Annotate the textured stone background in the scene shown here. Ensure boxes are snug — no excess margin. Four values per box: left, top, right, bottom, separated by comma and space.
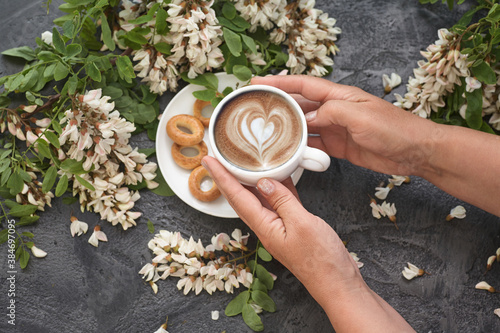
1, 1, 500, 332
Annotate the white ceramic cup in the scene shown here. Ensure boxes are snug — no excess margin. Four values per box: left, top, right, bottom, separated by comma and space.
208, 84, 331, 186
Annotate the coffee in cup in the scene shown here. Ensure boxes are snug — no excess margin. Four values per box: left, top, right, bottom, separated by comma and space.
214, 90, 302, 171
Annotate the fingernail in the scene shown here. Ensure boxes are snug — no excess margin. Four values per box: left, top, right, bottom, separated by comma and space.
201, 158, 209, 171
305, 111, 317, 122
257, 178, 275, 195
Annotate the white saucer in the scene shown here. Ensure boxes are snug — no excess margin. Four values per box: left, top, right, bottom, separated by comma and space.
155, 72, 304, 218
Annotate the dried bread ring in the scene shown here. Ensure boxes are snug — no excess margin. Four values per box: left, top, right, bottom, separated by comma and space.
171, 141, 208, 170
166, 114, 204, 146
188, 165, 221, 202
193, 99, 212, 127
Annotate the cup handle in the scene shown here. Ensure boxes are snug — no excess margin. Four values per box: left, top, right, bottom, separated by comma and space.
299, 146, 331, 172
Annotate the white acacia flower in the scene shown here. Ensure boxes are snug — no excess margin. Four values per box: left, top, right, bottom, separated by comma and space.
381, 201, 397, 222
211, 233, 230, 251
70, 216, 88, 237
475, 281, 495, 293
41, 31, 53, 45
389, 175, 410, 186
487, 255, 496, 271
382, 73, 401, 93
349, 252, 364, 269
229, 229, 250, 249
31, 244, 47, 258
465, 76, 481, 92
370, 201, 383, 219
374, 185, 392, 200
88, 226, 108, 247
149, 281, 158, 294
446, 205, 466, 221
494, 308, 500, 319
402, 262, 424, 280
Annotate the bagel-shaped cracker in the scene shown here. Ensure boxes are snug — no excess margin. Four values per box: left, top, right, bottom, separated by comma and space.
193, 99, 212, 128
188, 165, 221, 202
171, 141, 208, 170
166, 114, 204, 146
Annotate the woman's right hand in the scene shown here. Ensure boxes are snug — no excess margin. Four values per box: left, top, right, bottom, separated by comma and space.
252, 75, 438, 177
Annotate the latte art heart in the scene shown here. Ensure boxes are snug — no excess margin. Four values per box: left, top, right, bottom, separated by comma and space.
214, 91, 302, 171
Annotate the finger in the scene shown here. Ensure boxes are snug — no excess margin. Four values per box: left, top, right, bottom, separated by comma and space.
306, 99, 364, 130
201, 157, 264, 217
256, 178, 309, 225
281, 176, 300, 202
290, 94, 320, 113
251, 75, 372, 103
202, 157, 280, 236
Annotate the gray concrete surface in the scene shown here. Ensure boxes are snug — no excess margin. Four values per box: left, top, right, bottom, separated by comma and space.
1, 1, 500, 332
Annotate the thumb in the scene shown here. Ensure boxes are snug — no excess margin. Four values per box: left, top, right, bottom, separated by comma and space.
256, 178, 309, 225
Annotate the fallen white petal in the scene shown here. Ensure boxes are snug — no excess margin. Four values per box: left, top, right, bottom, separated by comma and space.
211, 310, 219, 320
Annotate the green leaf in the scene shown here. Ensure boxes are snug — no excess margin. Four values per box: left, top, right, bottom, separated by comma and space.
87, 62, 102, 82
232, 15, 251, 29
241, 34, 257, 54
465, 88, 483, 130
471, 62, 496, 85
17, 215, 40, 226
223, 27, 242, 57
480, 120, 495, 134
60, 159, 86, 174
7, 171, 24, 195
233, 65, 253, 82
62, 197, 79, 205
180, 72, 218, 90
155, 8, 168, 35
42, 166, 58, 193
134, 104, 157, 124
100, 13, 115, 51
74, 174, 95, 191
8, 204, 38, 217
21, 231, 34, 238
154, 42, 172, 55
1, 168, 12, 187
257, 247, 272, 262
251, 290, 276, 313
225, 290, 250, 316
150, 169, 174, 197
147, 219, 155, 234
0, 229, 8, 244
66, 74, 79, 95
54, 62, 70, 81
125, 30, 149, 44
62, 20, 77, 38
242, 304, 264, 331
222, 2, 237, 19
55, 174, 69, 197
116, 56, 136, 82
193, 89, 217, 101
65, 44, 82, 58
19, 249, 30, 269
44, 131, 61, 148
36, 140, 52, 160
255, 264, 274, 290
138, 148, 156, 157
251, 278, 268, 293
2, 46, 36, 61
52, 27, 66, 54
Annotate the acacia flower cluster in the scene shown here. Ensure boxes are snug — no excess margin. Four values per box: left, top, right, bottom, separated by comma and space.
393, 28, 470, 118
270, 0, 341, 76
121, 0, 224, 94
139, 228, 262, 296
58, 89, 158, 230
394, 28, 500, 131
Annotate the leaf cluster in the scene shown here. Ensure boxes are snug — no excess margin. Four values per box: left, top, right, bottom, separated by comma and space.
225, 243, 275, 332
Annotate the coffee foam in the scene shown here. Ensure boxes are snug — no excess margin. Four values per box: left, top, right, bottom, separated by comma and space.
214, 91, 302, 171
